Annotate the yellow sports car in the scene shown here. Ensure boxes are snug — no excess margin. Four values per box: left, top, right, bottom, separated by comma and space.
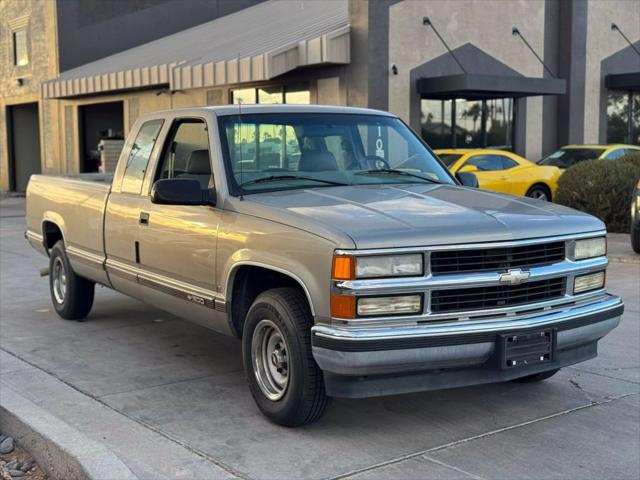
435, 149, 561, 201
538, 144, 640, 169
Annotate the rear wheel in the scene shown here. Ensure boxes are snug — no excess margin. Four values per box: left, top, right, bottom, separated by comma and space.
49, 240, 95, 320
242, 287, 329, 426
511, 368, 560, 383
526, 184, 551, 201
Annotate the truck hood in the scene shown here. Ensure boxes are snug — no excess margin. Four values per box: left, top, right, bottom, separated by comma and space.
237, 184, 605, 249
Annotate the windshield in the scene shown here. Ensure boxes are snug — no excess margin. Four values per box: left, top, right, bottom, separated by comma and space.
538, 148, 603, 168
437, 153, 463, 167
218, 113, 454, 194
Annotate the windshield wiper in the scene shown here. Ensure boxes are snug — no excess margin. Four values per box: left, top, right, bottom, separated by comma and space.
354, 169, 442, 184
239, 175, 350, 188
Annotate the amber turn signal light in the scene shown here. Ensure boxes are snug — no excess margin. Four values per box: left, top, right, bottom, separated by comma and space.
332, 255, 355, 280
331, 294, 356, 319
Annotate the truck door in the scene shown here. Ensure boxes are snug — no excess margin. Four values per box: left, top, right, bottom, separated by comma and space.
135, 117, 228, 334
104, 119, 164, 297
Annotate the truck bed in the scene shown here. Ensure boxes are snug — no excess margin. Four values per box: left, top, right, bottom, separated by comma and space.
25, 174, 112, 284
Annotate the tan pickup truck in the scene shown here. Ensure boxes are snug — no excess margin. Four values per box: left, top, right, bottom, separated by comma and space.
26, 105, 623, 426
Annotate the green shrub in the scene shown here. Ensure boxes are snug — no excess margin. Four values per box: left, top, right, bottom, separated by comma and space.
555, 153, 640, 233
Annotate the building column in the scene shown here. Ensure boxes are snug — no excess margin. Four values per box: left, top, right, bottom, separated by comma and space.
555, 0, 588, 146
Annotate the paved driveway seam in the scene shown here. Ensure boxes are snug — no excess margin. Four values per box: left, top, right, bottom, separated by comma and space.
419, 455, 486, 480
569, 365, 640, 385
333, 392, 637, 480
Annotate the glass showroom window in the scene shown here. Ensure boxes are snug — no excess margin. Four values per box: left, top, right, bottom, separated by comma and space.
420, 100, 452, 149
607, 90, 640, 145
231, 84, 310, 105
421, 97, 514, 149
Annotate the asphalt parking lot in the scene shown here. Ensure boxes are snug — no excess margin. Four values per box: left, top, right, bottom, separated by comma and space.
1, 196, 639, 480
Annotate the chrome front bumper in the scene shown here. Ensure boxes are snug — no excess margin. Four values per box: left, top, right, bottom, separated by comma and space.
312, 295, 623, 397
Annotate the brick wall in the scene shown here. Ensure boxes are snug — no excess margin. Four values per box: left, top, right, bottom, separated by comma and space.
0, 0, 59, 190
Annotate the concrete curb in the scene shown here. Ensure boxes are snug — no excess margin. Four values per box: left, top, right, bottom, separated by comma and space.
0, 384, 137, 480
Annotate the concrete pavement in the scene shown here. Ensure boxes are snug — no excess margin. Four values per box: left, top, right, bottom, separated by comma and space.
1, 197, 638, 479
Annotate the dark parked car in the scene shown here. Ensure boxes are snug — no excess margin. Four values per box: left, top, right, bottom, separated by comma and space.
632, 179, 640, 254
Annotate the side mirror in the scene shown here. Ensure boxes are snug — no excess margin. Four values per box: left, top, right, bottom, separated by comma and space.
458, 164, 478, 173
150, 179, 216, 206
456, 171, 479, 188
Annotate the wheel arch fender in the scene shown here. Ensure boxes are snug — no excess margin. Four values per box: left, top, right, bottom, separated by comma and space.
225, 260, 316, 316
41, 212, 67, 253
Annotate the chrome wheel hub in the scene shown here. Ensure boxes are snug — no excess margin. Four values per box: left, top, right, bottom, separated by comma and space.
251, 319, 289, 401
52, 257, 67, 304
530, 190, 548, 200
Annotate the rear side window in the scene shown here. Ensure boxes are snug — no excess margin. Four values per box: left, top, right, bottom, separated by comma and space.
604, 148, 628, 160
121, 120, 163, 194
539, 148, 603, 168
155, 119, 212, 189
501, 156, 519, 169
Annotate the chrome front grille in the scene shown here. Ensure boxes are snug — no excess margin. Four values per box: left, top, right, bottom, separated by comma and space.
430, 277, 566, 313
332, 232, 608, 327
430, 241, 566, 275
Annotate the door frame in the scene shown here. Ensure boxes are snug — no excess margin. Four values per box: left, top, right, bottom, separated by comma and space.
6, 101, 42, 192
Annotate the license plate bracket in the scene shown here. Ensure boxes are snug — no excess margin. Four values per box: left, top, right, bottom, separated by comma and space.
497, 328, 556, 370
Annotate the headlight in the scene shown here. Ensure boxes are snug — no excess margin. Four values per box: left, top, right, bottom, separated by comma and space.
574, 271, 605, 294
332, 253, 423, 280
573, 237, 606, 260
357, 295, 422, 316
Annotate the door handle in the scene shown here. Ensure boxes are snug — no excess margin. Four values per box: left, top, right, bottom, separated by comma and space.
139, 212, 150, 225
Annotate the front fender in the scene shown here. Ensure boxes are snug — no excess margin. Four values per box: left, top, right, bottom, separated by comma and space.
217, 211, 341, 321
224, 257, 318, 316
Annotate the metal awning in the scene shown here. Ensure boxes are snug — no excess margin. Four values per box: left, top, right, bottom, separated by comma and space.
417, 73, 566, 100
42, 0, 349, 99
605, 72, 640, 91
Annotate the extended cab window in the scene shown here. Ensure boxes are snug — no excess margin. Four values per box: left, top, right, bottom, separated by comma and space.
121, 120, 163, 194
155, 119, 212, 189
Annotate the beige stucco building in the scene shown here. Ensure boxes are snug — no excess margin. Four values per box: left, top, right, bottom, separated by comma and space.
1, 0, 639, 192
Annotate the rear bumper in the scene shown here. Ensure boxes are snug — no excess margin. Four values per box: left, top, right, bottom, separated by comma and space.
311, 295, 623, 398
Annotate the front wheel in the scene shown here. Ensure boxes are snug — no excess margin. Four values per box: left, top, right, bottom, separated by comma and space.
526, 185, 551, 201
242, 287, 329, 427
49, 240, 95, 320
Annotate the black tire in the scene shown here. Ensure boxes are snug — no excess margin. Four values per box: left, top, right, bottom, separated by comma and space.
511, 368, 560, 383
49, 240, 95, 320
526, 184, 552, 201
631, 221, 640, 254
242, 287, 329, 427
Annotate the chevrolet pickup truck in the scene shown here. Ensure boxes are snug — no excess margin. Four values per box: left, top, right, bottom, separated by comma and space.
26, 105, 623, 426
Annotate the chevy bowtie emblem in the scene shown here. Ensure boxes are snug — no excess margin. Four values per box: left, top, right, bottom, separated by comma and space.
499, 268, 531, 285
